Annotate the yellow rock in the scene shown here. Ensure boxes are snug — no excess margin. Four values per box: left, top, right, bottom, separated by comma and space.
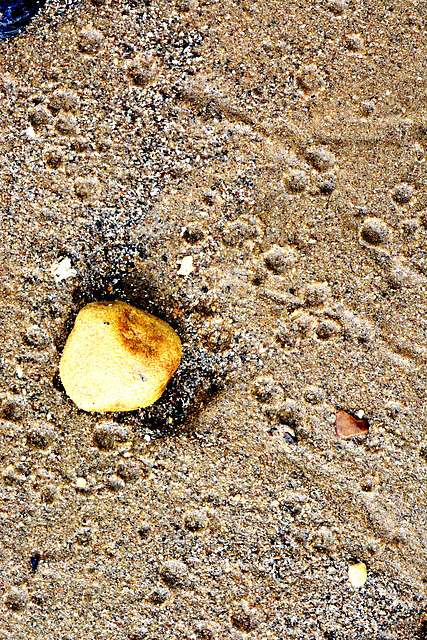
348, 562, 367, 588
59, 301, 182, 412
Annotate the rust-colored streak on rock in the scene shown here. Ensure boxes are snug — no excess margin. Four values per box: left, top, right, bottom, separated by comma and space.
335, 410, 369, 439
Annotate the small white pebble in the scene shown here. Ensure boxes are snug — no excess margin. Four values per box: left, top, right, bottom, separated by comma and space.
144, 434, 151, 442
356, 410, 365, 419
348, 562, 367, 588
177, 256, 195, 276
24, 125, 36, 140
15, 365, 23, 378
50, 257, 77, 283
76, 477, 87, 488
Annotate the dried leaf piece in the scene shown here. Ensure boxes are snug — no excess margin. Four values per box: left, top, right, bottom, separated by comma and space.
335, 410, 368, 439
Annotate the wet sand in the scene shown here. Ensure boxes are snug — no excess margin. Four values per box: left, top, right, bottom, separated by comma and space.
0, 0, 426, 638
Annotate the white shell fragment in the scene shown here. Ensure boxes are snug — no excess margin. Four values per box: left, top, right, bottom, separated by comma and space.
24, 125, 36, 140
177, 256, 195, 276
348, 562, 367, 588
50, 257, 77, 283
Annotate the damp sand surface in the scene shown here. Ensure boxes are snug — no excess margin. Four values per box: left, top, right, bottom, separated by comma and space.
0, 1, 427, 638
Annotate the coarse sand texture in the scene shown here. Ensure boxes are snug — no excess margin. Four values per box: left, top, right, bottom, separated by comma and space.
59, 301, 182, 412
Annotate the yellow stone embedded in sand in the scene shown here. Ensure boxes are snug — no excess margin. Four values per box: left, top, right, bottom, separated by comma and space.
348, 562, 367, 588
59, 301, 182, 412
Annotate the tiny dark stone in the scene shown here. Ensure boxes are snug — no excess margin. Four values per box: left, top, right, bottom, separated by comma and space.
277, 401, 301, 427
184, 227, 205, 244
283, 432, 296, 445
30, 552, 40, 573
138, 521, 151, 538
319, 177, 336, 194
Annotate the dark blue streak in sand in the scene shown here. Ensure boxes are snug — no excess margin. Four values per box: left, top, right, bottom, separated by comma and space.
0, 0, 46, 38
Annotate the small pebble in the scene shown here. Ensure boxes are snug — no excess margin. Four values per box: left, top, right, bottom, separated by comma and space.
50, 257, 76, 282
348, 562, 367, 588
282, 432, 296, 445
335, 410, 369, 439
30, 552, 40, 573
177, 256, 195, 275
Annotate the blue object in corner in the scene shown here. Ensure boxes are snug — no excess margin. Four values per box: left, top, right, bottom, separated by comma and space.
0, 0, 46, 38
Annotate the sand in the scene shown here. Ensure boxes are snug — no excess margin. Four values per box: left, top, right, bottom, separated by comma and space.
0, 0, 426, 638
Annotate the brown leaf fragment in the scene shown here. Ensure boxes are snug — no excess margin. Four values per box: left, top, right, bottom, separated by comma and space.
335, 410, 369, 439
